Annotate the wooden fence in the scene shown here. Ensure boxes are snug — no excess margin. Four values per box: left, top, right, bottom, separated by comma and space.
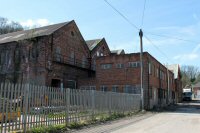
0, 83, 140, 133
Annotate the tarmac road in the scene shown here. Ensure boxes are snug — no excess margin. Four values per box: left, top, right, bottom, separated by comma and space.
111, 100, 200, 133
72, 100, 200, 133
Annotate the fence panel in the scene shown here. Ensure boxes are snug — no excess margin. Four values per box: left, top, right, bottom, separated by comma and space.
0, 83, 141, 132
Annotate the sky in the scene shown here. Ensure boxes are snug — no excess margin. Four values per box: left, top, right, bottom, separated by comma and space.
1, 0, 200, 67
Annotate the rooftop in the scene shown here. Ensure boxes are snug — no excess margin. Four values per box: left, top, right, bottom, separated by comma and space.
111, 49, 125, 55
0, 21, 71, 44
86, 39, 103, 51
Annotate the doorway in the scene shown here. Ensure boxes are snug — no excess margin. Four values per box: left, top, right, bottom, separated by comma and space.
51, 79, 61, 88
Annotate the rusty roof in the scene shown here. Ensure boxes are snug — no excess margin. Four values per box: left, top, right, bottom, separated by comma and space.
0, 21, 71, 44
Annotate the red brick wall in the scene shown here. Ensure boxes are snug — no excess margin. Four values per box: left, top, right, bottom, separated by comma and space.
45, 21, 92, 88
90, 38, 111, 70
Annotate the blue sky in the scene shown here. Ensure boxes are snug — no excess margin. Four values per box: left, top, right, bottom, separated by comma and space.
1, 0, 200, 67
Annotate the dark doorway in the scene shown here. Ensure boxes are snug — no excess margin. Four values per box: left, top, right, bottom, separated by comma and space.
51, 79, 61, 88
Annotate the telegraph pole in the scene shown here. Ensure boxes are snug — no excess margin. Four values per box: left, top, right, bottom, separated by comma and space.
139, 29, 144, 111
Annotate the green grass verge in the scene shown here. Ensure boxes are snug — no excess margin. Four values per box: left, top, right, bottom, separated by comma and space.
24, 111, 141, 133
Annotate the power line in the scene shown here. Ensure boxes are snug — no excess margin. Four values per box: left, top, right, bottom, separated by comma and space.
104, 0, 174, 64
104, 0, 140, 31
144, 35, 175, 64
141, 0, 147, 28
145, 32, 200, 44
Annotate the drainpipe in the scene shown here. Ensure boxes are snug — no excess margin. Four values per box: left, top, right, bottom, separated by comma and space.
167, 64, 170, 105
147, 60, 150, 109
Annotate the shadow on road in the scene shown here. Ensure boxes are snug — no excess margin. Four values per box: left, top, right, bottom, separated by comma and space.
162, 100, 200, 114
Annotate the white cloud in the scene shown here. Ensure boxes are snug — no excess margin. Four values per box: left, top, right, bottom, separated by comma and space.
20, 19, 52, 28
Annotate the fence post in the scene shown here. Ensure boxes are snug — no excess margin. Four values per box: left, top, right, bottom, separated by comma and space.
91, 90, 95, 119
65, 88, 70, 125
108, 92, 112, 115
23, 83, 29, 133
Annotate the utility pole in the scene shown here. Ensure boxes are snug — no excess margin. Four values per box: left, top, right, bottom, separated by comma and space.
139, 29, 144, 111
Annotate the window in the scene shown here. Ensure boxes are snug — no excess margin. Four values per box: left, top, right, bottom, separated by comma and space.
82, 56, 87, 68
71, 31, 74, 36
55, 46, 62, 62
160, 70, 165, 80
15, 49, 20, 64
80, 86, 96, 90
101, 64, 112, 69
97, 51, 100, 57
112, 85, 119, 92
90, 86, 96, 90
0, 52, 4, 65
128, 62, 140, 68
124, 85, 132, 93
70, 51, 75, 64
156, 68, 159, 78
149, 62, 152, 74
100, 86, 108, 92
30, 46, 39, 59
116, 63, 124, 69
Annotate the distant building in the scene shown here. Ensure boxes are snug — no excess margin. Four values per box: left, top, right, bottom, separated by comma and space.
166, 64, 182, 102
193, 82, 200, 99
80, 52, 175, 109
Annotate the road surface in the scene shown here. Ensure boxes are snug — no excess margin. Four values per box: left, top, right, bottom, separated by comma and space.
72, 100, 200, 133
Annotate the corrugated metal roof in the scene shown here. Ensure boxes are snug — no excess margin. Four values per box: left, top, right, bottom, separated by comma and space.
86, 39, 102, 51
0, 21, 71, 44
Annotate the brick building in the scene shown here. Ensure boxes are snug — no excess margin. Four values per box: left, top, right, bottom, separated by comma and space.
0, 21, 181, 109
0, 20, 94, 88
93, 52, 175, 109
166, 64, 182, 102
86, 38, 111, 70
193, 82, 200, 99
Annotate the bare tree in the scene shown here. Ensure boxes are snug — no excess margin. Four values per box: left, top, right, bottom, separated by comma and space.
181, 65, 200, 87
0, 17, 23, 35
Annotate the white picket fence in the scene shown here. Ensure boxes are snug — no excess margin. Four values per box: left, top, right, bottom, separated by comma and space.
0, 83, 140, 132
